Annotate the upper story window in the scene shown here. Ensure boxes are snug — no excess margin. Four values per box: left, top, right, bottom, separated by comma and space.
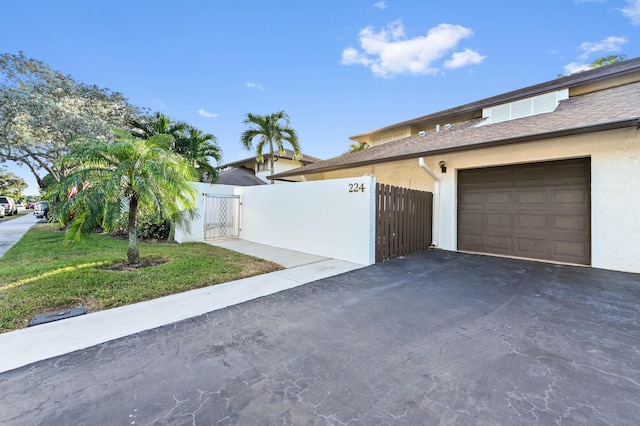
256, 161, 270, 172
480, 89, 569, 125
371, 130, 407, 146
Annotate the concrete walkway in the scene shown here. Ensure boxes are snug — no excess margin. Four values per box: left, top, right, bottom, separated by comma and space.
0, 234, 365, 373
0, 212, 41, 257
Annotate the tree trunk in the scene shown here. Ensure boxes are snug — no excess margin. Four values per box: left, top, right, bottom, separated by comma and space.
269, 141, 275, 184
127, 196, 140, 264
167, 218, 175, 242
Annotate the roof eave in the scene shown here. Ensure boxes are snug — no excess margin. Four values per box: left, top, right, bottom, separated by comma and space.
276, 118, 639, 178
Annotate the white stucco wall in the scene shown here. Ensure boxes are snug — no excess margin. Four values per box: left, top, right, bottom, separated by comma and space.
236, 176, 376, 265
428, 127, 640, 273
174, 183, 237, 243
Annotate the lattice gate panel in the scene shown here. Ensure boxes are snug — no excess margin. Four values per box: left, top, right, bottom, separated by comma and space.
204, 194, 241, 240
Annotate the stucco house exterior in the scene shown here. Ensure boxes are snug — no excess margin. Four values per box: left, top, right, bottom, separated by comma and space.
217, 149, 321, 184
274, 58, 640, 274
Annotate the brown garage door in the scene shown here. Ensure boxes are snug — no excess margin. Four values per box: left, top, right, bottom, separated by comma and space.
458, 158, 591, 265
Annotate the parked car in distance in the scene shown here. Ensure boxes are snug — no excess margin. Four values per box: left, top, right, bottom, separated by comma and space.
34, 201, 49, 219
0, 196, 18, 216
25, 202, 35, 209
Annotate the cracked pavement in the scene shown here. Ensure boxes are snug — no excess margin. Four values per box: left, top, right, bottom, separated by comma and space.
1, 250, 639, 425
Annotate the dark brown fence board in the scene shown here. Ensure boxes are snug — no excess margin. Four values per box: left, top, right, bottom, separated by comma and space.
375, 183, 433, 263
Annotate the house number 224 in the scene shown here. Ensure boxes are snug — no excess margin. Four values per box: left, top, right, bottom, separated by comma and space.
348, 183, 365, 193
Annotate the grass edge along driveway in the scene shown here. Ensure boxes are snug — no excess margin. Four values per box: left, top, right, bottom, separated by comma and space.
0, 224, 282, 333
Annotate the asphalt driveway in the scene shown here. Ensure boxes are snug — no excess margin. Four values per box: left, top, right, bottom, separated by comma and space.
1, 250, 639, 425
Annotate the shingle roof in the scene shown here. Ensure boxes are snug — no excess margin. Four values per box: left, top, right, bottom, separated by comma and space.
274, 81, 640, 179
217, 167, 266, 186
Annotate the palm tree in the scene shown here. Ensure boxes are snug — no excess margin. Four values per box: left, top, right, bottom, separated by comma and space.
174, 126, 222, 183
50, 129, 198, 264
131, 112, 222, 183
346, 142, 368, 153
130, 111, 186, 141
240, 110, 301, 184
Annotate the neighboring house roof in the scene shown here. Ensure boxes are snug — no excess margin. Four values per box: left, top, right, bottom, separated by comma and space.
218, 149, 322, 169
217, 167, 267, 186
274, 64, 640, 179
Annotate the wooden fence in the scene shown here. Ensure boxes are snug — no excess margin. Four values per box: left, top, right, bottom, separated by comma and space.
376, 183, 433, 262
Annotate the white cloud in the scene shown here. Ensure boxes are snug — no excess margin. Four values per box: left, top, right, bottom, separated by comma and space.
151, 98, 166, 110
341, 20, 483, 78
373, 1, 387, 9
563, 62, 591, 75
444, 48, 486, 69
578, 36, 627, 59
562, 35, 627, 75
197, 109, 219, 119
245, 81, 264, 91
621, 0, 640, 24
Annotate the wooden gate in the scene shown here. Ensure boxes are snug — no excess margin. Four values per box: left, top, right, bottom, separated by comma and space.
376, 183, 433, 262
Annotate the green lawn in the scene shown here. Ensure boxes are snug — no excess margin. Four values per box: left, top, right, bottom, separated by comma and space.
0, 224, 282, 332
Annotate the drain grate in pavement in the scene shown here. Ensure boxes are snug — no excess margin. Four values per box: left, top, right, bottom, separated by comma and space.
28, 307, 87, 327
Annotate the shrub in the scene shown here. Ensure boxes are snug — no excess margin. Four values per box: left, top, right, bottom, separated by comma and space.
110, 212, 171, 241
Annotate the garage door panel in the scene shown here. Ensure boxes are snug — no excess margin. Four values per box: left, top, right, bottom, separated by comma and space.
486, 213, 512, 227
458, 234, 482, 251
484, 169, 514, 186
516, 214, 547, 231
459, 212, 482, 226
553, 162, 589, 180
484, 190, 512, 206
553, 215, 588, 232
517, 190, 548, 205
552, 188, 588, 206
459, 191, 483, 208
458, 169, 484, 186
515, 165, 548, 185
484, 235, 512, 251
516, 237, 548, 257
458, 158, 591, 265
551, 241, 590, 264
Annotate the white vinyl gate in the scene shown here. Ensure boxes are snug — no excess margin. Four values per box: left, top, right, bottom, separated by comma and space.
204, 193, 241, 240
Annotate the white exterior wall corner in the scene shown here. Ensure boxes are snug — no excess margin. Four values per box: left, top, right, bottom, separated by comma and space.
174, 183, 237, 243
235, 176, 376, 265
429, 127, 640, 273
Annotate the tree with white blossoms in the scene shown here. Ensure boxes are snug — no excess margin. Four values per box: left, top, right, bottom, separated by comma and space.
0, 52, 140, 189
0, 165, 27, 199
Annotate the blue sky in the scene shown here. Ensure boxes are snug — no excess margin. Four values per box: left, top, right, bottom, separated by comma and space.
3, 0, 640, 195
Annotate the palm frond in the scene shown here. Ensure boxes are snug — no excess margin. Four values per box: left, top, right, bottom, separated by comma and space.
47, 128, 198, 263
239, 110, 303, 177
